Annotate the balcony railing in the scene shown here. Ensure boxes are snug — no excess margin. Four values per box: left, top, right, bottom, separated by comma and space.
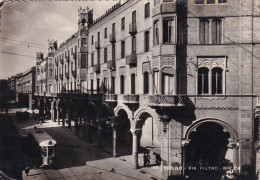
95, 41, 101, 49
59, 74, 63, 80
109, 33, 116, 43
126, 51, 137, 67
123, 95, 139, 104
65, 72, 69, 79
107, 60, 116, 70
94, 64, 100, 73
148, 95, 186, 107
105, 94, 117, 103
129, 22, 137, 35
72, 70, 76, 78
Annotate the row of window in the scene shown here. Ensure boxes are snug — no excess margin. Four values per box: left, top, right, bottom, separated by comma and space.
195, 0, 227, 4
91, 3, 150, 45
90, 32, 150, 66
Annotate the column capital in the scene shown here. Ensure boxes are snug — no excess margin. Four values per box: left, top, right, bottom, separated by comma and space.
130, 128, 142, 135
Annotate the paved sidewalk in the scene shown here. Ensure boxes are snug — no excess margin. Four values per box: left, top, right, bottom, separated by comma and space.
21, 119, 162, 180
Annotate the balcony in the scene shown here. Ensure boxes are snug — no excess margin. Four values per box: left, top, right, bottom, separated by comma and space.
126, 51, 137, 67
107, 60, 116, 70
60, 58, 64, 64
94, 64, 100, 73
65, 72, 69, 79
80, 47, 88, 53
95, 41, 101, 50
55, 75, 58, 81
123, 95, 139, 104
72, 70, 76, 78
65, 55, 70, 62
153, 2, 176, 16
148, 95, 186, 107
109, 33, 116, 43
105, 94, 117, 103
59, 74, 63, 80
129, 22, 137, 35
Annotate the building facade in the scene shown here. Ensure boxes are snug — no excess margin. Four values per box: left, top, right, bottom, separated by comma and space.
32, 0, 260, 179
15, 66, 36, 109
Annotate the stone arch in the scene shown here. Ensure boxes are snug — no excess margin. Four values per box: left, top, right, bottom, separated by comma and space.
135, 109, 154, 129
114, 106, 132, 120
184, 118, 238, 141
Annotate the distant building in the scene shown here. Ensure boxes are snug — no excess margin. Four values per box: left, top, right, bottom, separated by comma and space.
15, 67, 35, 109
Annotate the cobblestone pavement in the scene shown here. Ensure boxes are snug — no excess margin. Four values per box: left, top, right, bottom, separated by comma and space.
22, 120, 162, 180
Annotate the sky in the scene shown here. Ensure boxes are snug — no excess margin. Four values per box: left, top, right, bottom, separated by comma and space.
0, 0, 121, 79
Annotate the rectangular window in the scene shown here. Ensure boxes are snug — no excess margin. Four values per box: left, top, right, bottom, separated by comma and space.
97, 51, 100, 64
91, 79, 94, 94
111, 76, 115, 94
98, 32, 100, 43
154, 21, 159, 45
195, 0, 204, 4
218, 0, 227, 3
112, 45, 116, 61
91, 53, 94, 66
91, 35, 94, 45
199, 19, 209, 44
145, 3, 150, 19
104, 48, 107, 63
132, 36, 136, 53
212, 20, 222, 44
81, 54, 87, 68
145, 31, 150, 52
97, 78, 100, 94
104, 28, 107, 39
207, 0, 215, 4
121, 17, 125, 30
121, 41, 125, 58
81, 38, 87, 46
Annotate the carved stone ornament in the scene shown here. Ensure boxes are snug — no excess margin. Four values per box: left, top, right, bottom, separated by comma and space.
111, 71, 116, 77
142, 62, 151, 73
119, 67, 126, 76
198, 57, 226, 69
152, 57, 160, 69
161, 56, 175, 68
196, 107, 239, 110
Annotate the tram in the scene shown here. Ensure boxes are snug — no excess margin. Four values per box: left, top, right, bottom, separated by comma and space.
27, 128, 56, 167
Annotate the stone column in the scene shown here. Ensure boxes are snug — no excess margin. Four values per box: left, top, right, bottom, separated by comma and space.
209, 69, 212, 95
112, 125, 117, 157
29, 93, 33, 110
51, 101, 54, 122
131, 129, 141, 169
57, 107, 60, 124
173, 69, 177, 95
97, 123, 102, 148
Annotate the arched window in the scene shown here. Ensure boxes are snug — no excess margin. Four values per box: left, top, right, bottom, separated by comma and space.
120, 75, 125, 94
163, 18, 175, 44
131, 74, 136, 94
212, 68, 223, 94
198, 68, 209, 94
144, 72, 149, 94
154, 21, 159, 45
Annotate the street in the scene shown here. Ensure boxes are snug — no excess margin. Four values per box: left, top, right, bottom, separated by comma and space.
21, 119, 162, 180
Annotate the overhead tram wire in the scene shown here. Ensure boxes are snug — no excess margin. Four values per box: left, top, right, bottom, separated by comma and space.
0, 40, 47, 50
0, 37, 47, 47
0, 50, 36, 58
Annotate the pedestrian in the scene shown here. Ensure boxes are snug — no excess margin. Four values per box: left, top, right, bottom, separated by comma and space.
25, 166, 30, 176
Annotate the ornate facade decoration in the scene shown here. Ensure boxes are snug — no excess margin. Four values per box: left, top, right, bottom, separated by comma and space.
142, 62, 151, 73
198, 57, 226, 69
119, 66, 126, 76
